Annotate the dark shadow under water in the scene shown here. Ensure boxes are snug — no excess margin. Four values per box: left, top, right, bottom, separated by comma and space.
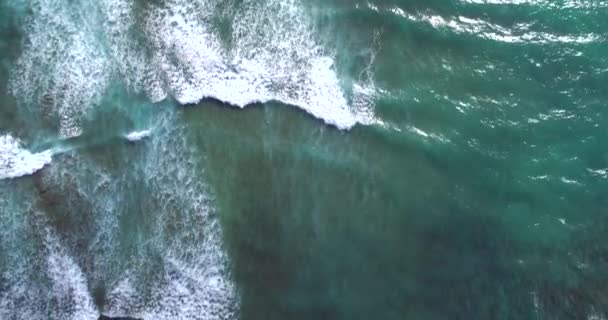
181, 100, 608, 320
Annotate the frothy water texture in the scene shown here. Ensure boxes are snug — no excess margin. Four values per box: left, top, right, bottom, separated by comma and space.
0, 134, 52, 180
2, 0, 607, 319
125, 130, 152, 142
0, 111, 239, 319
10, 0, 373, 134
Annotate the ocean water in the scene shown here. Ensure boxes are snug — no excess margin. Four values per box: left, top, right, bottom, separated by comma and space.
0, 0, 607, 319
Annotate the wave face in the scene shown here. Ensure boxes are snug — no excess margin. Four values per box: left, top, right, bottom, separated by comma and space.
0, 134, 52, 180
10, 0, 372, 134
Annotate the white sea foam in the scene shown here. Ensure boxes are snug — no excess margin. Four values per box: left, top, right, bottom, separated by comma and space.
140, 0, 362, 129
125, 129, 152, 142
4, 0, 375, 317
10, 0, 111, 138
44, 231, 99, 320
29, 111, 239, 319
0, 134, 53, 180
0, 187, 46, 320
11, 0, 375, 132
104, 256, 238, 320
0, 194, 99, 320
102, 113, 238, 319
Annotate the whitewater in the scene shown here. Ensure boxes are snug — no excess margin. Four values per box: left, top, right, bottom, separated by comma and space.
0, 134, 53, 180
2, 0, 608, 319
0, 111, 240, 319
10, 0, 377, 137
0, 0, 380, 319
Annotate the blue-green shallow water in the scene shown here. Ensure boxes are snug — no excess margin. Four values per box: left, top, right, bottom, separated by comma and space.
1, 0, 607, 319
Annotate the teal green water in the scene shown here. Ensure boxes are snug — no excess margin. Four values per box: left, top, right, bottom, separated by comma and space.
1, 1, 607, 319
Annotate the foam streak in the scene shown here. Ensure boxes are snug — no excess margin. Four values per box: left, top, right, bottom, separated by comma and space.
0, 135, 53, 180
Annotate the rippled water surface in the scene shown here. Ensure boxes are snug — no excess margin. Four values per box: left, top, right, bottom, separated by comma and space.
0, 1, 607, 319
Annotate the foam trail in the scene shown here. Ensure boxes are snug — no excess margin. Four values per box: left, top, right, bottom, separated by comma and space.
9, 0, 111, 138
44, 230, 99, 320
0, 134, 53, 180
124, 129, 152, 142
0, 128, 160, 181
0, 187, 100, 320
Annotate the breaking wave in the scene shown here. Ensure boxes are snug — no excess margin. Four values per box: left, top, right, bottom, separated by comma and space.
0, 134, 53, 180
10, 0, 376, 134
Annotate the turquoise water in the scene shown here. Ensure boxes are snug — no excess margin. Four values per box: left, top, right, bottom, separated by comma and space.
1, 1, 607, 319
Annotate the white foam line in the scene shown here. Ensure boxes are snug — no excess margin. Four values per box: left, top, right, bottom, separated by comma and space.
10, 0, 112, 138
0, 134, 53, 180
142, 0, 365, 130
102, 113, 239, 319
11, 0, 380, 132
124, 129, 153, 142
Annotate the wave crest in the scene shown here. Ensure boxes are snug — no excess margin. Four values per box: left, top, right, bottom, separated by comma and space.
11, 0, 374, 132
0, 134, 53, 180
